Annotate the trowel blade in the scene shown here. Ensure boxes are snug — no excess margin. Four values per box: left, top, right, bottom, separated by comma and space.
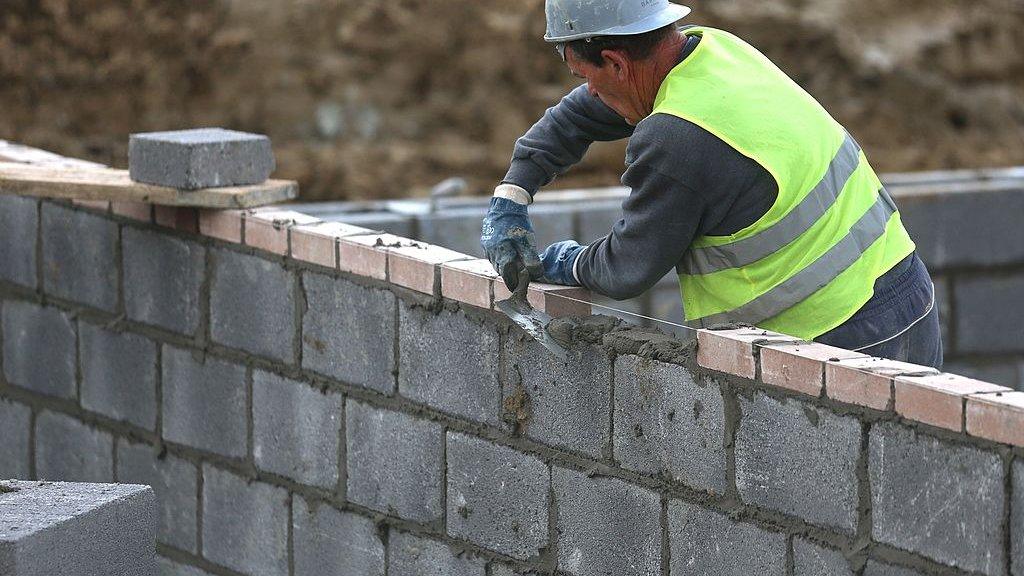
496, 295, 568, 359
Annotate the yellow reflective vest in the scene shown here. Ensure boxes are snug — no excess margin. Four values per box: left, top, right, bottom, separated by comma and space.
652, 27, 915, 339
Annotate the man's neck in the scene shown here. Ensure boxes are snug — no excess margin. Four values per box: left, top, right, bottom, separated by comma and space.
633, 31, 689, 117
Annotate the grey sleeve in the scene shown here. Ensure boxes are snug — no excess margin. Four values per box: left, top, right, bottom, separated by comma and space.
575, 114, 777, 300
502, 84, 635, 196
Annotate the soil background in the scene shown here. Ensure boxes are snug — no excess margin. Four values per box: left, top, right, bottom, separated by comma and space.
2, 0, 1023, 201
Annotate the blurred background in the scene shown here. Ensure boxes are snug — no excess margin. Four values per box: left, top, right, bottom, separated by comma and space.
2, 0, 1023, 201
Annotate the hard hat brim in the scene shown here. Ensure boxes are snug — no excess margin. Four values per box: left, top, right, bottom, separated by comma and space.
544, 3, 692, 43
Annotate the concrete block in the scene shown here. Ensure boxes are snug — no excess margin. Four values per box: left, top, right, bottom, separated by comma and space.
613, 357, 727, 493
955, 273, 1024, 354
202, 465, 289, 576
129, 128, 274, 189
869, 421, 1004, 575
553, 467, 660, 576
445, 432, 548, 560
116, 440, 198, 553
527, 202, 576, 248
345, 400, 444, 523
943, 360, 1019, 390
418, 206, 488, 258
123, 227, 205, 335
1013, 460, 1024, 576
387, 530, 486, 576
0, 195, 38, 288
576, 200, 623, 244
2, 300, 76, 399
161, 345, 247, 458
34, 411, 113, 482
862, 560, 927, 576
302, 272, 396, 393
325, 211, 415, 238
253, 370, 341, 488
735, 392, 861, 533
0, 480, 156, 576
293, 496, 385, 576
41, 202, 118, 311
399, 304, 500, 425
502, 340, 611, 458
210, 249, 296, 362
157, 557, 216, 576
80, 323, 158, 430
793, 538, 853, 576
668, 500, 786, 575
0, 399, 31, 479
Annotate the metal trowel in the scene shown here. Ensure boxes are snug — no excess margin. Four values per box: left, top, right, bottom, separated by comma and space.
496, 266, 569, 359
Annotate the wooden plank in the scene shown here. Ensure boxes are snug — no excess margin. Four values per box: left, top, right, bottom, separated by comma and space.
0, 162, 298, 208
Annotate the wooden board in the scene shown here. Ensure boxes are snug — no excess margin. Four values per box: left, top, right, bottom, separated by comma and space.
0, 162, 298, 208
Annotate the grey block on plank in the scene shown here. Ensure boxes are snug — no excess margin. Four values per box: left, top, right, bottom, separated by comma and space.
735, 392, 861, 533
302, 272, 396, 394
668, 500, 786, 575
0, 399, 31, 479
253, 371, 341, 488
345, 400, 444, 523
129, 128, 274, 189
955, 273, 1024, 354
116, 440, 198, 553
613, 357, 727, 494
793, 538, 853, 576
869, 421, 1004, 575
0, 480, 156, 576
399, 304, 501, 425
80, 323, 158, 430
553, 467, 661, 576
123, 227, 205, 335
387, 531, 486, 576
41, 202, 118, 311
34, 410, 113, 482
293, 496, 385, 576
161, 345, 247, 458
0, 195, 38, 288
201, 465, 289, 576
2, 300, 76, 400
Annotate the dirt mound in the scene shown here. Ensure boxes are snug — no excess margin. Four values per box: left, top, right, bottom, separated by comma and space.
1, 0, 1022, 200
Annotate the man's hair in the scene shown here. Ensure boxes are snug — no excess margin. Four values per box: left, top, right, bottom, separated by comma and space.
566, 25, 675, 67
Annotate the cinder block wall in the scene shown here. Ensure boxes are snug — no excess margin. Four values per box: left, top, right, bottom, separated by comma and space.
2, 190, 1024, 576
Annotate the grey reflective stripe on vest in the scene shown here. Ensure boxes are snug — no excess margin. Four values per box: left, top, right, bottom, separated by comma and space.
682, 133, 862, 275
699, 190, 896, 327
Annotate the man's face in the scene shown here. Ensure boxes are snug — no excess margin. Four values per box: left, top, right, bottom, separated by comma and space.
566, 49, 641, 125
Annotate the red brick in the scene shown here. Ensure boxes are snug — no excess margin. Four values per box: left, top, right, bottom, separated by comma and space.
696, 328, 800, 380
337, 233, 400, 281
386, 242, 472, 295
71, 199, 110, 212
895, 373, 1009, 431
440, 258, 498, 309
825, 357, 937, 411
291, 222, 372, 269
760, 342, 865, 397
244, 209, 319, 255
154, 206, 199, 233
966, 391, 1024, 447
199, 209, 246, 243
111, 201, 153, 222
525, 283, 591, 318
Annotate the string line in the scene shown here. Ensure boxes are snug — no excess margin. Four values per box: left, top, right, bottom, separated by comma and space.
538, 290, 701, 333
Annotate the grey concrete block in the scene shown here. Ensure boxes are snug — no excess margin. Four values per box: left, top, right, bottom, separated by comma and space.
418, 206, 488, 257
793, 538, 853, 576
41, 202, 118, 311
0, 399, 31, 479
735, 392, 861, 533
2, 300, 76, 399
400, 305, 500, 425
161, 345, 247, 458
157, 557, 216, 576
943, 360, 1019, 389
34, 411, 113, 482
202, 465, 289, 576
668, 500, 786, 576
253, 370, 341, 488
129, 128, 274, 189
302, 272, 395, 393
576, 200, 623, 244
123, 227, 205, 335
445, 432, 548, 560
870, 421, 1004, 575
293, 496, 385, 576
323, 211, 415, 238
955, 273, 1024, 354
613, 357, 727, 493
553, 467, 660, 576
1010, 460, 1023, 576
345, 400, 444, 523
502, 340, 611, 458
116, 440, 198, 553
862, 560, 927, 576
210, 249, 295, 362
387, 531, 486, 576
80, 323, 157, 430
0, 480, 156, 576
528, 203, 576, 249
0, 195, 38, 288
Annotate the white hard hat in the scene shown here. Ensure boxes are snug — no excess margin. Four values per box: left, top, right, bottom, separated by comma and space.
544, 0, 691, 43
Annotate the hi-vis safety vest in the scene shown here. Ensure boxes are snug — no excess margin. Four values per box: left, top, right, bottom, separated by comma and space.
653, 27, 915, 340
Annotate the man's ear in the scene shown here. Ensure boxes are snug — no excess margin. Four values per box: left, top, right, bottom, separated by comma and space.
601, 49, 629, 78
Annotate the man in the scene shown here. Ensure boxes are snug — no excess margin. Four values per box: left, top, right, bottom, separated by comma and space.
480, 0, 942, 367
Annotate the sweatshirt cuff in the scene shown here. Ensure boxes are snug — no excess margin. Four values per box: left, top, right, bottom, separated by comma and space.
571, 245, 588, 285
493, 184, 532, 205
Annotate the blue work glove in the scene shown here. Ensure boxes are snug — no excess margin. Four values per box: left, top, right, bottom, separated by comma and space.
481, 193, 542, 291
540, 241, 585, 286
